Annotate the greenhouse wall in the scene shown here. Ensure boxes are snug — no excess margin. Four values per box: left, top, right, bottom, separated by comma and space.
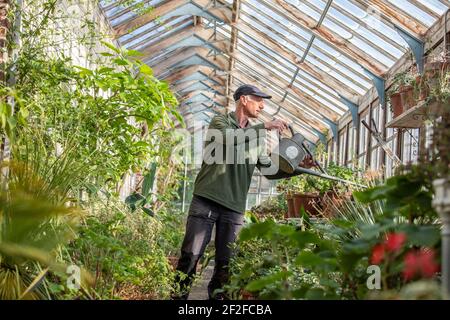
328, 14, 450, 177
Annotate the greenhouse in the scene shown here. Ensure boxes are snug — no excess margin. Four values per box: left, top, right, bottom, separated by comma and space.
0, 0, 450, 304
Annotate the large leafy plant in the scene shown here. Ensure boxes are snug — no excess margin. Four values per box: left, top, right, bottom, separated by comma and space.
0, 161, 93, 299
228, 166, 441, 300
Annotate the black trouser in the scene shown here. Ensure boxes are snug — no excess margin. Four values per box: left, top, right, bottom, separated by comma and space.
173, 195, 244, 299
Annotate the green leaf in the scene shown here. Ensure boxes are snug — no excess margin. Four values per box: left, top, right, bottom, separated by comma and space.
98, 67, 115, 74
126, 49, 144, 57
295, 251, 324, 267
139, 64, 153, 76
113, 58, 130, 66
401, 225, 441, 247
305, 288, 338, 300
342, 239, 372, 254
239, 220, 276, 242
290, 231, 320, 248
141, 207, 154, 216
291, 286, 310, 299
339, 252, 366, 273
245, 270, 292, 292
101, 41, 121, 54
142, 162, 157, 197
99, 52, 114, 57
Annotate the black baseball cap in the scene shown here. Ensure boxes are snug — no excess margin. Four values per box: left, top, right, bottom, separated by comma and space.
233, 84, 272, 101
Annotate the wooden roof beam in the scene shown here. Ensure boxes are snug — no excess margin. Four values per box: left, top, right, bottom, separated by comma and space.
353, 0, 430, 37
114, 0, 232, 38
162, 65, 227, 86
229, 20, 361, 104
226, 0, 241, 109
151, 47, 229, 76
114, 0, 190, 38
263, 0, 388, 76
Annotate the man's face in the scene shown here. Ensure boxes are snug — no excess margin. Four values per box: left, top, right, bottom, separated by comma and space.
241, 95, 264, 118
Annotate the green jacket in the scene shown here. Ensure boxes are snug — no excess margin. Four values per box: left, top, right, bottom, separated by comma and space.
193, 111, 271, 213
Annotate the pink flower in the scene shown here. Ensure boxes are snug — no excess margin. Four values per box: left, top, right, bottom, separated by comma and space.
385, 232, 407, 253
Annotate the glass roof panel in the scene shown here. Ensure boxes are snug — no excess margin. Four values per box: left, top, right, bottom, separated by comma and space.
418, 0, 450, 15
386, 0, 438, 26
100, 0, 450, 137
123, 16, 190, 49
132, 20, 193, 51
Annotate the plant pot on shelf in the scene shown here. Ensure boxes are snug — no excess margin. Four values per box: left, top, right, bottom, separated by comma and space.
390, 92, 403, 118
285, 194, 294, 218
292, 193, 320, 217
425, 61, 450, 89
400, 85, 415, 112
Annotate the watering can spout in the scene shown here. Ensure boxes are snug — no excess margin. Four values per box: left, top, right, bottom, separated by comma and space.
263, 124, 367, 188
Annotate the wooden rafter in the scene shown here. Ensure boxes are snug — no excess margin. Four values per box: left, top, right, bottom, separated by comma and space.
300, 0, 398, 62
150, 46, 228, 76
173, 80, 226, 96
351, 0, 429, 37
237, 1, 371, 91
114, 0, 231, 38
225, 0, 240, 109
179, 91, 228, 107
138, 24, 199, 57
114, 0, 189, 38
330, 1, 408, 52
162, 65, 227, 86
260, 0, 388, 76
124, 16, 191, 47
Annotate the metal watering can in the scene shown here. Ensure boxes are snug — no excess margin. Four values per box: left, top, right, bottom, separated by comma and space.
264, 125, 366, 188
270, 125, 308, 174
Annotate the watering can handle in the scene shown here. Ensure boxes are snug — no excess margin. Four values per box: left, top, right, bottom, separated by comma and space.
288, 124, 296, 137
287, 124, 328, 175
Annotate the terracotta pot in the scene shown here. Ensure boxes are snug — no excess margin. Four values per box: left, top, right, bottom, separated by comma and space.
400, 85, 415, 111
292, 193, 320, 217
425, 61, 450, 89
390, 92, 403, 117
286, 195, 294, 218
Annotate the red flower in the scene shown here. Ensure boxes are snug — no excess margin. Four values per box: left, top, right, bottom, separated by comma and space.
403, 248, 440, 281
403, 251, 418, 281
384, 232, 407, 253
418, 249, 439, 277
371, 244, 385, 264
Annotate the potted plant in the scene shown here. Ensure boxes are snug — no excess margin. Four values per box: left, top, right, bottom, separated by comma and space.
425, 51, 450, 90
388, 72, 408, 117
277, 175, 319, 218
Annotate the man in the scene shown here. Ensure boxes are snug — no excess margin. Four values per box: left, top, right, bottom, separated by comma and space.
172, 84, 314, 300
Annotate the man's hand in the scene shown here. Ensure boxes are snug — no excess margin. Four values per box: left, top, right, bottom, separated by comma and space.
264, 119, 288, 133
299, 155, 316, 169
